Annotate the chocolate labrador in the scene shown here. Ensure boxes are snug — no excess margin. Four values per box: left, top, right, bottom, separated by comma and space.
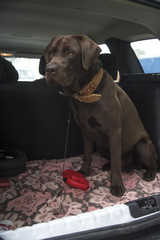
44, 35, 158, 196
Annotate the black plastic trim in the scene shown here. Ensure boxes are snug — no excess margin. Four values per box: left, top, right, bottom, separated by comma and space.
129, 0, 160, 10
126, 194, 160, 218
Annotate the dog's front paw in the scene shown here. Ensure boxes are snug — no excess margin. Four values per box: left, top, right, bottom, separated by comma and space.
143, 169, 156, 182
110, 184, 125, 197
79, 166, 90, 177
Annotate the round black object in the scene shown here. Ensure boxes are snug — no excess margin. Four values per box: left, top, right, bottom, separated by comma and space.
0, 147, 27, 177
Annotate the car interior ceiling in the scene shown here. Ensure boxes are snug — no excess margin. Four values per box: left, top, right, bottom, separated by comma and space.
0, 0, 159, 55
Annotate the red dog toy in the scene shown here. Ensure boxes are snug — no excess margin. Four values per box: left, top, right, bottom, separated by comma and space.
63, 170, 89, 190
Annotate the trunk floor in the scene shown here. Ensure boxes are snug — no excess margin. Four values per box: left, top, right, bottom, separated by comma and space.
0, 153, 160, 229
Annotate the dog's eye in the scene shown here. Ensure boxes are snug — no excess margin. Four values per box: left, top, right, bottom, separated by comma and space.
65, 49, 73, 56
49, 52, 53, 59
49, 48, 56, 58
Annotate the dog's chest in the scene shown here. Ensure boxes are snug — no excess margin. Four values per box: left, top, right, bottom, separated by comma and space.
71, 101, 108, 147
71, 102, 99, 127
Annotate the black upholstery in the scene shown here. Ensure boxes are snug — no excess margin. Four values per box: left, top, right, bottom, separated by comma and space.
98, 53, 118, 80
0, 82, 83, 160
39, 55, 46, 76
120, 73, 160, 163
0, 55, 19, 83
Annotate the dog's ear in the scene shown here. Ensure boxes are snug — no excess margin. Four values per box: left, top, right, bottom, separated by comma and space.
43, 37, 58, 86
43, 42, 51, 63
44, 36, 62, 63
77, 35, 102, 70
43, 37, 56, 63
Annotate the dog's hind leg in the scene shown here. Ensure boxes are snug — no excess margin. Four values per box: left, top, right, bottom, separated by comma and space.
135, 138, 158, 181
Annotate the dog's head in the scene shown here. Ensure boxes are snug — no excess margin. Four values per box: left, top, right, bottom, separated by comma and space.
44, 35, 101, 86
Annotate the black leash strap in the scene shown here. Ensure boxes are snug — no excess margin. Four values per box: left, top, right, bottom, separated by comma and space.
54, 107, 71, 200
63, 107, 71, 172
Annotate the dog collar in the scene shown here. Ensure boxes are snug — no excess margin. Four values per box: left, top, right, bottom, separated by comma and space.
72, 68, 103, 103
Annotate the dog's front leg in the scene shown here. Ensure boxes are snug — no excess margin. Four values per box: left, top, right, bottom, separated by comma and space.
79, 130, 94, 176
108, 129, 125, 197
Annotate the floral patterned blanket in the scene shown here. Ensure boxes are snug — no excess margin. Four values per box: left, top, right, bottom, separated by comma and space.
0, 153, 160, 229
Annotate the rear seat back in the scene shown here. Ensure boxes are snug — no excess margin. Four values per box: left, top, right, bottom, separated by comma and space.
0, 82, 83, 160
120, 73, 160, 162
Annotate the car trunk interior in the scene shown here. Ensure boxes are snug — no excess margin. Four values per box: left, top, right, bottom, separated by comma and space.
1, 37, 160, 238
1, 0, 160, 239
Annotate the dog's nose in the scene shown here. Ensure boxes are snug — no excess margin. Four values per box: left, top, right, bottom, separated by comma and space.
45, 64, 57, 74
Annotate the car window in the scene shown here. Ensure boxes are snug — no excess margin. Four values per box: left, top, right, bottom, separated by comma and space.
4, 57, 42, 81
99, 44, 110, 54
131, 39, 160, 73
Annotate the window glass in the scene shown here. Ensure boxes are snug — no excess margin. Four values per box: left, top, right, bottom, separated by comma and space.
99, 44, 110, 54
131, 39, 160, 73
5, 57, 42, 81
